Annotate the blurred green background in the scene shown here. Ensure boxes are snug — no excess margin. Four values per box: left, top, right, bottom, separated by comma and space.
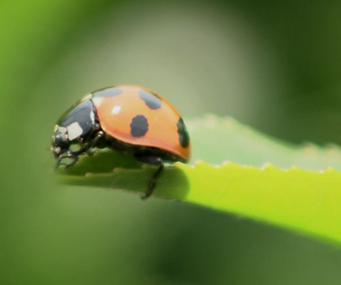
2, 0, 341, 284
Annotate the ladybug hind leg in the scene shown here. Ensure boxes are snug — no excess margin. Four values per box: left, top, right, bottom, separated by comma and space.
134, 154, 164, 199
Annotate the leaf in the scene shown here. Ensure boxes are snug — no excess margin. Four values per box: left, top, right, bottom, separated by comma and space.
59, 115, 341, 245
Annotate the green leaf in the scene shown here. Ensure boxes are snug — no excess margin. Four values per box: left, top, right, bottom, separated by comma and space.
59, 115, 341, 245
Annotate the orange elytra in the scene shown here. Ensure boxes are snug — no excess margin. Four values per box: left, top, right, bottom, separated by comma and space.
92, 85, 190, 161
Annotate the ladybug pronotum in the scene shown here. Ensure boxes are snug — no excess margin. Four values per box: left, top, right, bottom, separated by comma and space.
51, 85, 191, 198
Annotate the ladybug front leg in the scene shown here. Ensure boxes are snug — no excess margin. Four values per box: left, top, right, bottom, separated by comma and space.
55, 152, 78, 169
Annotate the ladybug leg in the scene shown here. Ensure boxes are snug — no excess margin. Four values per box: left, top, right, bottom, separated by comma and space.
85, 131, 105, 156
143, 163, 164, 199
135, 155, 164, 199
55, 152, 78, 169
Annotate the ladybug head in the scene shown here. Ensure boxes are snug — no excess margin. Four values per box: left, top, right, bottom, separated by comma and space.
51, 98, 99, 167
51, 123, 88, 167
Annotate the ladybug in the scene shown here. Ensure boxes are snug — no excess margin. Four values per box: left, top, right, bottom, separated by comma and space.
51, 85, 191, 198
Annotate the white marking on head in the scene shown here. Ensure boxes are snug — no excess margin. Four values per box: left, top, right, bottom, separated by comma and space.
111, 105, 122, 115
54, 125, 66, 135
57, 126, 67, 135
67, 122, 83, 140
92, 97, 103, 107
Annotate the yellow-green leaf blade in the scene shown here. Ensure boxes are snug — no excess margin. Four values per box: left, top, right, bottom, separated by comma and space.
180, 163, 341, 244
59, 115, 341, 245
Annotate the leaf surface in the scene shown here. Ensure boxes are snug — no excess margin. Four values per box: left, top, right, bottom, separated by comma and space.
60, 115, 341, 244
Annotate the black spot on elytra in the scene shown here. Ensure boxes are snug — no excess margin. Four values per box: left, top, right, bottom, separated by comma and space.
94, 87, 122, 97
139, 90, 162, 110
177, 118, 190, 148
130, 115, 149, 137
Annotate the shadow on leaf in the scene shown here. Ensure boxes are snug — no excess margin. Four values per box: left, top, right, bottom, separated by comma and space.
58, 148, 190, 200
